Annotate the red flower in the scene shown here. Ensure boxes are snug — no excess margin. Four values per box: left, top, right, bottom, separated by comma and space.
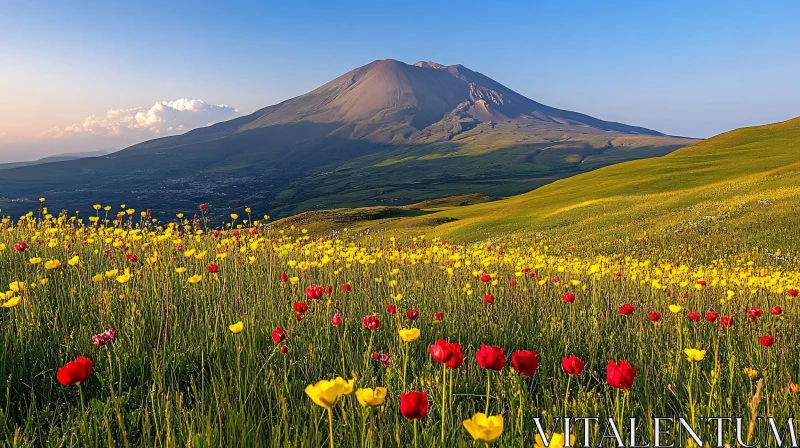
126, 253, 138, 263
305, 286, 323, 300
199, 204, 207, 211
363, 315, 380, 331
280, 272, 288, 283
325, 285, 333, 295
562, 292, 575, 303
13, 241, 28, 253
510, 279, 517, 287
619, 303, 634, 315
331, 313, 342, 326
476, 344, 506, 371
341, 283, 352, 292
400, 392, 428, 420
606, 360, 636, 390
483, 294, 495, 304
720, 316, 734, 327
770, 306, 782, 315
429, 340, 455, 363
57, 356, 93, 386
433, 312, 444, 322
293, 302, 308, 313
696, 280, 707, 286
479, 274, 491, 283
511, 350, 539, 376
295, 312, 302, 322
789, 289, 799, 297
760, 335, 775, 347
748, 307, 763, 322
207, 263, 219, 274
280, 345, 288, 354
272, 326, 286, 343
687, 312, 701, 322
562, 355, 585, 376
705, 312, 719, 322
445, 343, 464, 369
648, 312, 661, 322
406, 309, 419, 321
386, 304, 397, 315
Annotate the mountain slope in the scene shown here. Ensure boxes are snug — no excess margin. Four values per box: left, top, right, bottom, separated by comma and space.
0, 59, 694, 218
347, 117, 800, 247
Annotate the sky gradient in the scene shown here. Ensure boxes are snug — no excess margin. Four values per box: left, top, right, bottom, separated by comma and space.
1, 0, 798, 162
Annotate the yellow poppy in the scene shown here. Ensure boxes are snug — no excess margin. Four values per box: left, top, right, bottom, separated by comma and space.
44, 259, 61, 270
463, 413, 504, 444
2, 296, 21, 308
188, 274, 203, 284
229, 321, 243, 333
668, 305, 683, 313
684, 348, 706, 362
68, 256, 80, 267
398, 327, 420, 343
29, 257, 42, 265
356, 387, 387, 407
304, 377, 355, 409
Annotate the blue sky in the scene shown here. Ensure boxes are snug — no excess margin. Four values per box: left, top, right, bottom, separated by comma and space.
1, 0, 798, 161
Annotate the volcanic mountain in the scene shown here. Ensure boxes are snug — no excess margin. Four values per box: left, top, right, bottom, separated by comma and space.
0, 59, 695, 218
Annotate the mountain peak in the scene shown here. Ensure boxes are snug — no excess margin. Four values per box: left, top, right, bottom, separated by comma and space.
414, 61, 448, 69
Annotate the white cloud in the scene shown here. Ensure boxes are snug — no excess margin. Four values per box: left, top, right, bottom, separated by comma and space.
43, 99, 239, 139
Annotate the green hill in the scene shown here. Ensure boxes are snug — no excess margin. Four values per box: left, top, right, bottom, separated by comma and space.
320, 117, 800, 248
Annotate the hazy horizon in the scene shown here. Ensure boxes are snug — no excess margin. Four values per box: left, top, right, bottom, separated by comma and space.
1, 1, 799, 163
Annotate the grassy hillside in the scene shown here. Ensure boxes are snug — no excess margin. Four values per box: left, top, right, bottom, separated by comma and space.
318, 117, 800, 249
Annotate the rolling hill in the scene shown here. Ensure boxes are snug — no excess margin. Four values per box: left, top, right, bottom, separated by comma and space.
0, 59, 694, 218
316, 117, 800, 249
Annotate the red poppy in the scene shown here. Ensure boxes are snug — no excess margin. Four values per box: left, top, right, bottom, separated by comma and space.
57, 356, 93, 386
483, 294, 495, 304
687, 312, 701, 322
510, 279, 517, 287
293, 302, 308, 313
562, 355, 585, 376
400, 392, 429, 420
386, 304, 397, 315
562, 292, 575, 303
199, 204, 207, 211
341, 283, 352, 292
606, 360, 636, 390
429, 340, 455, 363
770, 306, 782, 315
705, 312, 719, 322
280, 345, 288, 354
789, 289, 799, 297
696, 280, 707, 286
433, 312, 444, 322
445, 343, 464, 369
331, 313, 342, 326
295, 312, 302, 322
760, 335, 775, 347
272, 326, 286, 343
207, 263, 219, 274
748, 307, 763, 322
479, 274, 491, 283
280, 272, 288, 282
511, 350, 539, 376
13, 241, 28, 253
325, 285, 333, 295
619, 304, 634, 315
126, 253, 138, 263
362, 315, 380, 331
406, 309, 419, 321
476, 344, 506, 371
648, 312, 661, 322
305, 286, 323, 300
720, 316, 734, 327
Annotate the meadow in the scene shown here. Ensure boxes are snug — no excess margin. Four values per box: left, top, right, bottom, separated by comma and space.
2, 203, 800, 447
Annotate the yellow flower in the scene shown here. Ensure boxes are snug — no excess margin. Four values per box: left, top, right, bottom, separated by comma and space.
2, 296, 21, 308
39, 278, 48, 286
355, 387, 387, 407
68, 256, 80, 267
38, 197, 45, 202
116, 273, 131, 283
463, 413, 504, 444
92, 273, 103, 282
668, 304, 683, 313
93, 204, 102, 210
9, 281, 25, 292
230, 213, 239, 220
744, 367, 759, 378
44, 259, 61, 270
176, 213, 184, 219
535, 433, 575, 448
188, 274, 203, 284
398, 327, 420, 343
29, 257, 42, 265
229, 321, 243, 333
684, 348, 706, 362
105, 269, 118, 278
304, 377, 355, 409
175, 267, 187, 274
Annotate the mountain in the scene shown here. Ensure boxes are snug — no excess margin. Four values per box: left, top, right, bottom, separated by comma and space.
0, 59, 695, 218
0, 149, 115, 170
337, 117, 800, 248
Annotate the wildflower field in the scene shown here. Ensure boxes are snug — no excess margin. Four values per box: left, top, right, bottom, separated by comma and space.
2, 203, 800, 447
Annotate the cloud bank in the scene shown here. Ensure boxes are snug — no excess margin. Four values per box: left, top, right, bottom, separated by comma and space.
44, 99, 239, 139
